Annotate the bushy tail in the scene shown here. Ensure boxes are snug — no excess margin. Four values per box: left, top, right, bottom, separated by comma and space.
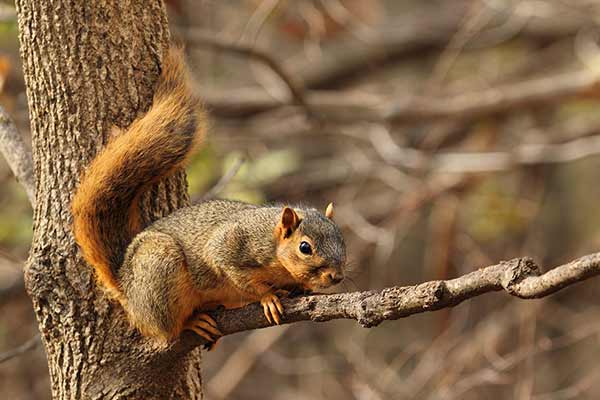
72, 47, 206, 298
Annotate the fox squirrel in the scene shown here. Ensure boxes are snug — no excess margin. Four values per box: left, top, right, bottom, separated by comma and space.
71, 47, 346, 346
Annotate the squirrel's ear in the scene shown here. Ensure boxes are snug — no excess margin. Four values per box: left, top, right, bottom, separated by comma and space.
280, 206, 300, 238
325, 202, 334, 219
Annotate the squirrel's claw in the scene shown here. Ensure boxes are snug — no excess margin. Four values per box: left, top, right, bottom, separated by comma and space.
185, 313, 222, 350
261, 293, 284, 325
198, 313, 218, 329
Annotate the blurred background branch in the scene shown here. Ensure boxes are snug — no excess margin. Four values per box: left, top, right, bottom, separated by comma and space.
0, 335, 39, 364
0, 106, 34, 207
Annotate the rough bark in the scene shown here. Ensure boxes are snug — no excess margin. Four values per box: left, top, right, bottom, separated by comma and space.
15, 1, 203, 398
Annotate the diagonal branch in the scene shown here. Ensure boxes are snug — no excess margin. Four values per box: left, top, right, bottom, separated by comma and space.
367, 125, 600, 172
185, 30, 309, 111
177, 251, 600, 350
0, 334, 40, 363
199, 156, 245, 202
0, 106, 35, 207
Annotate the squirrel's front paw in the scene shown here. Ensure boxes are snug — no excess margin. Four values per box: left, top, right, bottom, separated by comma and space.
261, 293, 284, 325
185, 313, 222, 350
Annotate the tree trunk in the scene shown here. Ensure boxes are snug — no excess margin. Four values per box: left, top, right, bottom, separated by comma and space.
15, 1, 204, 398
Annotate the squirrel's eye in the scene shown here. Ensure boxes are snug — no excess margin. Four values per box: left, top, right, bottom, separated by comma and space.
299, 241, 312, 255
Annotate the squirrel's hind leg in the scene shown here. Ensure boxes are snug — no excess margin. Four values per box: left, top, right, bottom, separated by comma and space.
119, 231, 199, 342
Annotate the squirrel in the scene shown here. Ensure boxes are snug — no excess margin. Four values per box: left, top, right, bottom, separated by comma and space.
71, 47, 346, 346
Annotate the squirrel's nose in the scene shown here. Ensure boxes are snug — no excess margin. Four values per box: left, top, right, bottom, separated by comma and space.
327, 271, 344, 285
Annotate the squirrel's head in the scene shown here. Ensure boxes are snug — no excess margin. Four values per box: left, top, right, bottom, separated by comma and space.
275, 203, 346, 290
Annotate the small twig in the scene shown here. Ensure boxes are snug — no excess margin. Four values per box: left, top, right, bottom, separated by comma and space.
424, 1, 493, 92
241, 0, 281, 42
199, 156, 245, 202
0, 335, 40, 364
0, 106, 35, 207
185, 30, 310, 112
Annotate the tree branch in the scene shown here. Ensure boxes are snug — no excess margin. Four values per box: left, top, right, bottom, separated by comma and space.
384, 70, 600, 123
203, 69, 600, 123
185, 29, 309, 111
0, 335, 40, 364
177, 251, 600, 350
7, 238, 597, 368
290, 6, 588, 90
367, 125, 600, 172
199, 156, 245, 202
0, 106, 35, 207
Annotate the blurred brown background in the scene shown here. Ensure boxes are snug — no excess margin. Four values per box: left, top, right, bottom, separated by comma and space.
2, 0, 600, 399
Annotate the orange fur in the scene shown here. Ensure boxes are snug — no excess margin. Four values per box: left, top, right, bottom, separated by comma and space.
71, 46, 206, 299
170, 261, 204, 338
